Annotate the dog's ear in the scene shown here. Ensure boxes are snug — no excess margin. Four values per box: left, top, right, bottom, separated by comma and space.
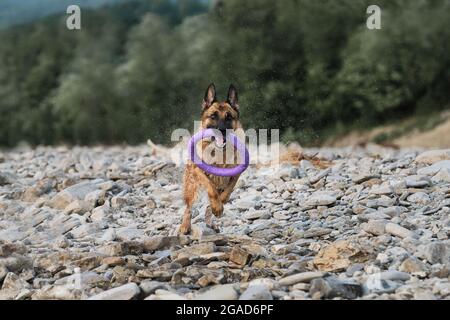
202, 83, 217, 110
227, 84, 239, 111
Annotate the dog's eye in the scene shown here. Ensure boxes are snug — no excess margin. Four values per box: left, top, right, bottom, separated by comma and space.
210, 113, 218, 120
226, 113, 232, 121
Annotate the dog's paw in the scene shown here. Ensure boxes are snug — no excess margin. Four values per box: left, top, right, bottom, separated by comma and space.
211, 201, 224, 217
178, 223, 191, 235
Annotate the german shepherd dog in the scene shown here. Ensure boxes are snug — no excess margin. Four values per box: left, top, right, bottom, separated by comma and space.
179, 83, 242, 234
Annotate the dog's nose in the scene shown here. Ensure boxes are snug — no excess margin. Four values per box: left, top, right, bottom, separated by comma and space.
218, 121, 227, 136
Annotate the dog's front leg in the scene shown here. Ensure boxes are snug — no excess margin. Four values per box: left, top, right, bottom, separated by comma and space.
193, 166, 223, 217
219, 175, 240, 203
180, 166, 198, 235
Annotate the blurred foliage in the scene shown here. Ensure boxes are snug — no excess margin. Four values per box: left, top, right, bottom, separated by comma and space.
0, 0, 449, 146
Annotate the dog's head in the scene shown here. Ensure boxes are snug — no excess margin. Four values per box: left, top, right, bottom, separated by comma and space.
200, 83, 241, 146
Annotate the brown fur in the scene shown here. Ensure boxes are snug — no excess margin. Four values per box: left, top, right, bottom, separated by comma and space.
179, 84, 242, 234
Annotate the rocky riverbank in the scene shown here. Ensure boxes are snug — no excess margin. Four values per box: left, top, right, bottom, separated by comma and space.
1, 145, 450, 300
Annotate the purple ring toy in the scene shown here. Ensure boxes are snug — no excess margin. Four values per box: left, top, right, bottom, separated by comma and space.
188, 129, 250, 177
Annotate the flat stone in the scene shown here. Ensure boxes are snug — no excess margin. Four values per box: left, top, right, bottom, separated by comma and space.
194, 284, 239, 300
229, 246, 251, 266
407, 192, 430, 205
32, 285, 82, 300
191, 223, 217, 240
90, 205, 111, 222
309, 168, 331, 184
239, 285, 272, 300
2, 272, 31, 291
352, 173, 381, 184
385, 223, 414, 239
432, 168, 450, 183
173, 242, 216, 260
417, 160, 450, 175
87, 283, 141, 300
305, 192, 336, 207
314, 240, 372, 272
54, 271, 107, 289
101, 257, 125, 267
415, 149, 450, 164
279, 271, 325, 286
139, 281, 168, 296
309, 277, 363, 299
415, 242, 449, 264
145, 289, 185, 300
0, 171, 16, 185
64, 200, 94, 215
244, 210, 271, 220
399, 257, 428, 276
50, 181, 104, 210
363, 220, 388, 236
143, 236, 190, 252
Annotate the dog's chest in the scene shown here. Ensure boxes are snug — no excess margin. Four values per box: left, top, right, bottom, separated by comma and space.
206, 173, 231, 192
200, 140, 238, 191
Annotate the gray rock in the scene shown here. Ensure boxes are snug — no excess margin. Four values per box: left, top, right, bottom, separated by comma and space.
432, 168, 450, 183
407, 192, 430, 205
363, 220, 388, 236
309, 277, 363, 299
139, 281, 169, 297
305, 193, 336, 207
352, 173, 380, 184
385, 223, 414, 239
70, 223, 100, 239
50, 180, 104, 209
309, 168, 331, 184
239, 285, 273, 300
55, 272, 106, 289
415, 149, 450, 164
346, 263, 365, 277
399, 257, 428, 276
194, 284, 239, 300
87, 283, 141, 300
0, 255, 33, 273
279, 271, 325, 286
417, 160, 450, 175
191, 223, 217, 240
2, 272, 31, 291
90, 205, 111, 222
416, 242, 449, 264
0, 171, 16, 185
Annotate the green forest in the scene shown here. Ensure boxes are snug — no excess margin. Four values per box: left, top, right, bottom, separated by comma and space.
0, 0, 449, 147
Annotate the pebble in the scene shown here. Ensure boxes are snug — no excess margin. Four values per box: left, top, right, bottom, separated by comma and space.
279, 271, 325, 286
415, 149, 450, 164
305, 192, 337, 207
309, 277, 363, 299
194, 284, 239, 300
385, 223, 414, 239
87, 283, 141, 300
239, 285, 273, 300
